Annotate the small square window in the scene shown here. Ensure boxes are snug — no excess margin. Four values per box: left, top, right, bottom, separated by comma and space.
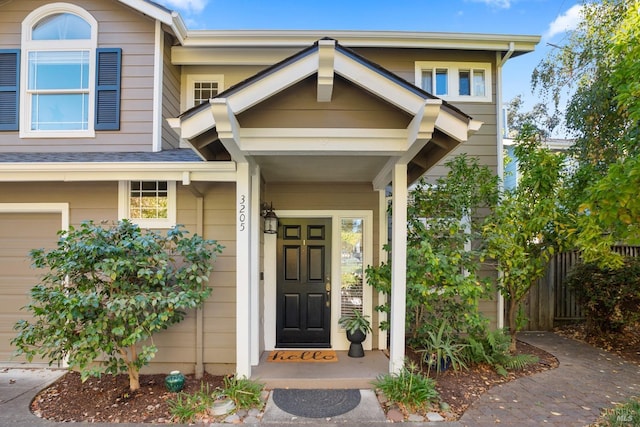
193, 81, 219, 105
119, 181, 176, 228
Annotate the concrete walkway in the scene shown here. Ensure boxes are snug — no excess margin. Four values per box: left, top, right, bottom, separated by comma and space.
0, 332, 638, 426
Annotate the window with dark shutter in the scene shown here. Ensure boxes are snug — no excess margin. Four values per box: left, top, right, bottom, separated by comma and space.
0, 50, 20, 131
95, 48, 121, 131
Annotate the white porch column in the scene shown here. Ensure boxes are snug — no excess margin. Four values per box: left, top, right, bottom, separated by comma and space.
250, 165, 261, 366
236, 162, 252, 378
377, 188, 389, 350
389, 163, 407, 374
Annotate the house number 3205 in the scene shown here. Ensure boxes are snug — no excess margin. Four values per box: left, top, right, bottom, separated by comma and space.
238, 195, 247, 231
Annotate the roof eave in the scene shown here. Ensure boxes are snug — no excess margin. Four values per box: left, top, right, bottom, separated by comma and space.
179, 30, 540, 54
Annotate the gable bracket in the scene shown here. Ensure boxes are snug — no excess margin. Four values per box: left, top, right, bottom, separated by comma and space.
210, 98, 247, 163
317, 39, 335, 102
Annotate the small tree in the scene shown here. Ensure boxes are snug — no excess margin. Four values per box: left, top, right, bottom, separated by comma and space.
483, 125, 568, 352
12, 220, 223, 392
367, 154, 499, 343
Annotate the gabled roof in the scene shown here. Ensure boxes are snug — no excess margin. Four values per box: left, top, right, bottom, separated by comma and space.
169, 39, 482, 188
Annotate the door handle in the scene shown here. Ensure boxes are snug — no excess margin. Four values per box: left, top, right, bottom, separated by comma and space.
326, 281, 331, 307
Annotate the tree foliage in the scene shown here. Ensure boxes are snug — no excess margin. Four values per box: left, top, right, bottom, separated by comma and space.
533, 0, 640, 209
12, 220, 223, 392
483, 125, 569, 351
367, 154, 499, 344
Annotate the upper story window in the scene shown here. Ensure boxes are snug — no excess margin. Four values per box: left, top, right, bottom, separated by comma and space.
1, 3, 122, 137
185, 74, 224, 108
415, 62, 492, 103
118, 181, 177, 229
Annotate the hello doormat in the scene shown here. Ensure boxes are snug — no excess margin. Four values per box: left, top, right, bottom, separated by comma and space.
267, 350, 338, 363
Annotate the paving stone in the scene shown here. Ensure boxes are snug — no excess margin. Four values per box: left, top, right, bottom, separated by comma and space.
386, 408, 404, 422
426, 412, 444, 421
407, 413, 425, 422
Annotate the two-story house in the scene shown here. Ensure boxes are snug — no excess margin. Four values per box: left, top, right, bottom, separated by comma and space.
0, 0, 539, 381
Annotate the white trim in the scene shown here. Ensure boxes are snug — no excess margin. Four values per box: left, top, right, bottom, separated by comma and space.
262, 210, 373, 353
377, 189, 389, 350
0, 161, 236, 182
389, 164, 407, 374
235, 162, 252, 378
117, 180, 177, 229
250, 165, 261, 365
495, 51, 506, 329
20, 3, 98, 138
0, 203, 69, 231
152, 20, 163, 152
415, 61, 493, 103
173, 30, 540, 51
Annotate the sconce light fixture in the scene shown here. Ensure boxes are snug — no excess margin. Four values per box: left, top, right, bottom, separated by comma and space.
261, 202, 278, 234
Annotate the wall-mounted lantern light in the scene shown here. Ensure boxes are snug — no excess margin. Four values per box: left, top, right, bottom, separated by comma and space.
261, 202, 278, 234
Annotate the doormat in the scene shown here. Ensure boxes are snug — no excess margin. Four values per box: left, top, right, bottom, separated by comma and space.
267, 350, 338, 362
272, 389, 360, 418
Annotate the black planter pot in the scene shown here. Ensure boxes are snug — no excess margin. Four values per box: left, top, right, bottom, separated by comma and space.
346, 329, 366, 358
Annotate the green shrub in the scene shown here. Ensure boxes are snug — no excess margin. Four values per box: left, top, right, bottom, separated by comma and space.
464, 329, 538, 376
168, 384, 214, 423
567, 257, 640, 334
372, 362, 439, 412
221, 376, 264, 409
415, 320, 468, 376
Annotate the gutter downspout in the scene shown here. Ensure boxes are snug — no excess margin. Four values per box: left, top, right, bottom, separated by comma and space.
495, 42, 515, 330
185, 181, 205, 378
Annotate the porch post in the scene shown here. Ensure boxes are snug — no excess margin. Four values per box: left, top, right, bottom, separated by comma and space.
389, 163, 407, 374
250, 165, 261, 366
377, 189, 389, 350
236, 162, 252, 378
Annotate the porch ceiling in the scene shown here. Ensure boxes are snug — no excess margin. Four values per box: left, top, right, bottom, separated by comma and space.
168, 39, 481, 188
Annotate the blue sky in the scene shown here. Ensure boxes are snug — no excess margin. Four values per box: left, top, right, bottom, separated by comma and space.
155, 0, 583, 114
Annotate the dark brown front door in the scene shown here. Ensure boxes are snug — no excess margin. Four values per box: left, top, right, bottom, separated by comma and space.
276, 218, 331, 348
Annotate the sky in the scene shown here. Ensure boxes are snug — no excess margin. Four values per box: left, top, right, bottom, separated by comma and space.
154, 0, 583, 121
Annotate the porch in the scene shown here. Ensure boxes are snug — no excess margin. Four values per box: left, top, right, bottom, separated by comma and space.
250, 350, 389, 389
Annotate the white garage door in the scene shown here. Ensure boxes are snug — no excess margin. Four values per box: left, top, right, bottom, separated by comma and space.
0, 212, 61, 365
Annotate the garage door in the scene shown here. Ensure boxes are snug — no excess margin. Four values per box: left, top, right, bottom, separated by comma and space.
0, 212, 61, 365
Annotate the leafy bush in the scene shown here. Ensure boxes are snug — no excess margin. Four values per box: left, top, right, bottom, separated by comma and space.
372, 362, 439, 412
567, 257, 640, 334
464, 329, 538, 376
367, 154, 498, 342
12, 220, 224, 391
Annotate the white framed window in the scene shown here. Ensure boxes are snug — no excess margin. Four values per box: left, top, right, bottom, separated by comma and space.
415, 62, 492, 103
118, 181, 177, 229
20, 3, 98, 138
185, 74, 224, 108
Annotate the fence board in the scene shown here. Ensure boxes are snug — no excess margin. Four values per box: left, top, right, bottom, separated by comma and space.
522, 246, 640, 331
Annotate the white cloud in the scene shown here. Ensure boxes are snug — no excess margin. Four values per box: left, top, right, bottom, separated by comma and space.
156, 0, 208, 14
468, 0, 512, 9
545, 4, 583, 39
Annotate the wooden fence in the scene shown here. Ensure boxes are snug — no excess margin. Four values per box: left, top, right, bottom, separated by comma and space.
523, 246, 640, 331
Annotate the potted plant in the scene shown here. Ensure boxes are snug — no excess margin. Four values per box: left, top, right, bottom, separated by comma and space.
338, 309, 372, 358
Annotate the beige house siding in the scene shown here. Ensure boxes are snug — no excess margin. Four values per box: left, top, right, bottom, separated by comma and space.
238, 76, 412, 129
162, 31, 181, 150
0, 181, 237, 373
0, 0, 157, 152
0, 212, 60, 364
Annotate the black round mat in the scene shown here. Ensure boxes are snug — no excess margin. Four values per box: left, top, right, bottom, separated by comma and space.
272, 389, 361, 418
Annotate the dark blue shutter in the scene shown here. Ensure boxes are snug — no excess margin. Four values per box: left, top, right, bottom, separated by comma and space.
95, 48, 121, 131
0, 49, 20, 131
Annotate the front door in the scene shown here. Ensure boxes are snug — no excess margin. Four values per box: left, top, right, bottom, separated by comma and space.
276, 218, 331, 348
